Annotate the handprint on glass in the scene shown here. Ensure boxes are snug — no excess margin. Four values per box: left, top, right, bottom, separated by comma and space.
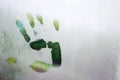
16, 13, 62, 73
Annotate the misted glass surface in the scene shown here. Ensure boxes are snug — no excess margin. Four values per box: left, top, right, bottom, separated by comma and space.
0, 0, 120, 80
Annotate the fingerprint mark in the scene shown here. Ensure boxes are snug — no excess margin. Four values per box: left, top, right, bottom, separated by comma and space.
27, 13, 35, 28
53, 19, 59, 31
36, 15, 43, 25
29, 39, 46, 50
30, 61, 52, 73
16, 20, 31, 42
47, 41, 62, 66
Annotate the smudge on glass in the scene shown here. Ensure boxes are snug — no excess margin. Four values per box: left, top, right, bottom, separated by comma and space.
6, 57, 17, 64
30, 61, 52, 73
33, 30, 38, 36
53, 19, 59, 31
16, 20, 31, 42
29, 39, 46, 50
47, 42, 61, 66
27, 13, 35, 28
36, 15, 43, 25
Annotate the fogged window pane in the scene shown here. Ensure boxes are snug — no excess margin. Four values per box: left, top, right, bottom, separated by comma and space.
0, 0, 120, 80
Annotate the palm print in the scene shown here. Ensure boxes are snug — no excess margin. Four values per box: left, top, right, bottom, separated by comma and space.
15, 13, 62, 73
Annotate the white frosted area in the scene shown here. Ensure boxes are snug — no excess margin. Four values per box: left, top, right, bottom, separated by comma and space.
0, 0, 120, 80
